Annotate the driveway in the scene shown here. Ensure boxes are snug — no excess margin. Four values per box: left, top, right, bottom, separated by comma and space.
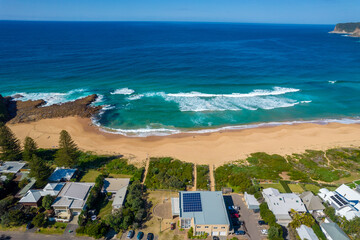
224, 194, 266, 240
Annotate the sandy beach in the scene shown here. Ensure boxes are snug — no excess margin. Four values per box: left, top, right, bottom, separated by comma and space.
7, 117, 360, 166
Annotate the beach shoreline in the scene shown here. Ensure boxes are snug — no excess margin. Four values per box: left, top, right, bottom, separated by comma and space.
7, 116, 360, 167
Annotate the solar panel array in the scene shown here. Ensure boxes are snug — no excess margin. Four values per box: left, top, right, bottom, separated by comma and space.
330, 194, 348, 207
183, 193, 202, 212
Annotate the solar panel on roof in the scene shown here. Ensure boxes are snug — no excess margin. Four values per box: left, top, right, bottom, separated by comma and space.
183, 193, 202, 212
334, 194, 348, 205
330, 195, 344, 207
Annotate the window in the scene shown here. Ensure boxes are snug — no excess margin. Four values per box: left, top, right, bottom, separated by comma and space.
205, 226, 209, 229
214, 227, 218, 229
221, 227, 226, 229
197, 226, 201, 229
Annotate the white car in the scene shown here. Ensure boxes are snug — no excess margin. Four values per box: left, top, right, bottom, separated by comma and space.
261, 229, 268, 235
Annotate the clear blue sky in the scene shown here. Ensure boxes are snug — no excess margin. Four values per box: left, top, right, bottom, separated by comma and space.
0, 0, 359, 24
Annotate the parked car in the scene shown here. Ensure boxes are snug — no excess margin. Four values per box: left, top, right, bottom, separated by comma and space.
127, 230, 135, 239
26, 222, 33, 230
171, 222, 176, 230
261, 229, 268, 235
137, 231, 144, 240
258, 220, 267, 225
232, 219, 241, 227
231, 213, 240, 218
235, 230, 246, 235
212, 236, 220, 240
147, 233, 154, 240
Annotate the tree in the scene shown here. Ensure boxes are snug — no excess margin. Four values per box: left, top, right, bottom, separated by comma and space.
23, 136, 38, 162
0, 125, 21, 161
289, 210, 315, 229
1, 209, 27, 227
42, 195, 54, 210
29, 154, 51, 187
32, 212, 47, 228
268, 225, 283, 240
55, 130, 79, 167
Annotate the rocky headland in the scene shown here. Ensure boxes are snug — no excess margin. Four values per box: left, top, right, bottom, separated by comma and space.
330, 22, 360, 37
0, 94, 102, 124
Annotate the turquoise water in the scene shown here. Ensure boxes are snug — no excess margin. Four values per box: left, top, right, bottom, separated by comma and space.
1, 21, 360, 136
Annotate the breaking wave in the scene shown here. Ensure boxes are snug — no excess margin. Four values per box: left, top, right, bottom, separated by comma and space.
110, 88, 135, 95
10, 89, 89, 106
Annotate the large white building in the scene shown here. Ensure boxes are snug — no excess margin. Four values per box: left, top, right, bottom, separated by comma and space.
318, 184, 360, 220
262, 188, 307, 226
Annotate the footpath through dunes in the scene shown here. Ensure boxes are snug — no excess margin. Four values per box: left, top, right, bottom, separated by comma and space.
7, 116, 360, 166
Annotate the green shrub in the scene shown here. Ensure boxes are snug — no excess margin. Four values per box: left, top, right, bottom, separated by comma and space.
196, 165, 209, 190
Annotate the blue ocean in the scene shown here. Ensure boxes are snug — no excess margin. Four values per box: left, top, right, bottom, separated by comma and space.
1, 21, 360, 136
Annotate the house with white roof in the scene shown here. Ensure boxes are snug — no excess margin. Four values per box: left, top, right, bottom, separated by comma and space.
244, 192, 260, 212
318, 184, 360, 220
0, 161, 26, 175
52, 182, 94, 222
48, 167, 76, 182
19, 182, 66, 207
262, 188, 307, 226
103, 178, 130, 212
296, 225, 319, 240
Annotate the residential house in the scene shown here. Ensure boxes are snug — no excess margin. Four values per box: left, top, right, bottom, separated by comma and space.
52, 182, 94, 222
48, 167, 76, 182
262, 188, 307, 226
320, 219, 350, 240
15, 178, 36, 198
175, 191, 230, 237
18, 182, 66, 206
296, 225, 319, 240
19, 189, 42, 207
318, 185, 360, 220
0, 161, 26, 174
103, 178, 130, 212
300, 191, 325, 214
244, 192, 260, 212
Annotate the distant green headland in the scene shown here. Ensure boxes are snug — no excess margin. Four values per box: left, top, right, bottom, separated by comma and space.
331, 22, 360, 37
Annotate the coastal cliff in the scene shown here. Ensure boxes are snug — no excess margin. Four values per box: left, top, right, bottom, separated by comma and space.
331, 22, 360, 37
1, 94, 102, 124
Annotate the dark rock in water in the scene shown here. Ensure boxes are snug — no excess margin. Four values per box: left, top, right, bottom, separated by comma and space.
2, 94, 103, 124
11, 94, 24, 99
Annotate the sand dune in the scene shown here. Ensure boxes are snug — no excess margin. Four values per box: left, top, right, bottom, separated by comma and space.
7, 117, 360, 166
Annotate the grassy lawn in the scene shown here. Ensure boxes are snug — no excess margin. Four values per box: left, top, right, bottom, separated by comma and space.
354, 180, 360, 185
0, 225, 26, 232
109, 173, 133, 178
347, 183, 356, 189
98, 200, 113, 219
141, 191, 182, 240
80, 170, 102, 182
288, 184, 304, 193
37, 222, 67, 235
303, 184, 321, 194
260, 183, 286, 193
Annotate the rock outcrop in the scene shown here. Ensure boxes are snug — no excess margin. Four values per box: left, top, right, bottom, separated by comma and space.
331, 22, 360, 37
2, 94, 102, 124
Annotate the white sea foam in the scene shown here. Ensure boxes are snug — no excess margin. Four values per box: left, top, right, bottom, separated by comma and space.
93, 118, 360, 137
166, 87, 300, 98
328, 80, 337, 84
110, 88, 135, 95
10, 88, 88, 106
127, 94, 144, 101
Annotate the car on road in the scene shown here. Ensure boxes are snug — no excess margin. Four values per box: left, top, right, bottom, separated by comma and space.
26, 222, 33, 230
127, 230, 135, 239
147, 233, 154, 240
261, 229, 268, 235
212, 237, 219, 240
137, 231, 144, 239
258, 220, 267, 225
235, 230, 246, 235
